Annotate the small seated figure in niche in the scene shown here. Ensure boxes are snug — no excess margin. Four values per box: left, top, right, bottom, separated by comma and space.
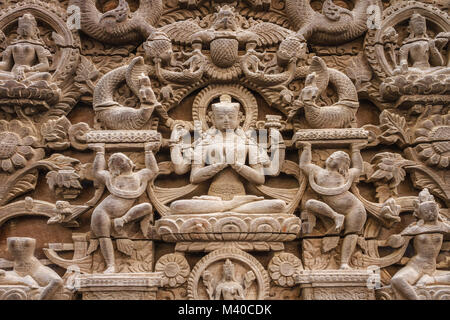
0, 13, 52, 82
387, 188, 450, 300
299, 141, 367, 269
241, 40, 266, 74
0, 237, 63, 300
214, 259, 245, 300
169, 94, 287, 214
393, 13, 449, 76
89, 142, 159, 273
182, 41, 206, 73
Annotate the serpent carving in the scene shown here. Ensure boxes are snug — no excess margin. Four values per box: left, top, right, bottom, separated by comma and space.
70, 0, 163, 44
93, 57, 158, 130
289, 56, 359, 128
285, 0, 379, 45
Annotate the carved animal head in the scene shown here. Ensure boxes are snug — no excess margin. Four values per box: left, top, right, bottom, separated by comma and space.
382, 27, 399, 44
143, 31, 173, 65
210, 94, 242, 131
277, 35, 307, 67
212, 5, 238, 31
55, 200, 72, 216
380, 198, 401, 222
300, 72, 319, 104
100, 0, 131, 29
7, 237, 36, 261
108, 152, 135, 176
326, 151, 350, 176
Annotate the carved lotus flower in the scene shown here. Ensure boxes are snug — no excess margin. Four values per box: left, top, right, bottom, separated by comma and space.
415, 114, 450, 168
0, 120, 36, 173
268, 253, 303, 287
155, 253, 190, 287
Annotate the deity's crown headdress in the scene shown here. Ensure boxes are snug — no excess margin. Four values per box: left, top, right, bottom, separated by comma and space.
18, 13, 37, 29
211, 94, 240, 113
223, 259, 234, 272
410, 13, 426, 26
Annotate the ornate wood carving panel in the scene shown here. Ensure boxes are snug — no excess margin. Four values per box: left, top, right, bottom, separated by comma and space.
0, 0, 448, 300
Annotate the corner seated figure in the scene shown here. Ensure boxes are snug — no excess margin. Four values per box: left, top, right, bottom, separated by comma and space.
0, 13, 51, 83
0, 237, 63, 300
299, 142, 367, 269
89, 142, 159, 273
169, 94, 287, 215
387, 188, 450, 300
393, 13, 449, 76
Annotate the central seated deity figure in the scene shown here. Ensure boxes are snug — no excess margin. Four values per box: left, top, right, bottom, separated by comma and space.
169, 94, 287, 214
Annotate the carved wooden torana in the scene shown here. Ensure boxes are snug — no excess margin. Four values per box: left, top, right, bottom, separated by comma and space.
0, 0, 448, 300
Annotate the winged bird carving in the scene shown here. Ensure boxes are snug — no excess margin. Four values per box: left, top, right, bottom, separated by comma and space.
93, 57, 161, 130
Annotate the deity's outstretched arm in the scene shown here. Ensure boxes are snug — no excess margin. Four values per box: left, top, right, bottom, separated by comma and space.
170, 144, 192, 175
30, 45, 50, 72
170, 125, 192, 175
382, 233, 407, 248
214, 286, 222, 300
139, 143, 160, 181
398, 44, 410, 67
349, 143, 364, 179
0, 47, 13, 71
90, 144, 108, 184
429, 40, 445, 67
298, 142, 321, 175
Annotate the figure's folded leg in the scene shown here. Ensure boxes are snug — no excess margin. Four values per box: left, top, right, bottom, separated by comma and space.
0, 71, 15, 80
305, 199, 344, 230
114, 203, 152, 231
233, 199, 287, 213
26, 72, 51, 82
391, 266, 421, 300
170, 199, 226, 214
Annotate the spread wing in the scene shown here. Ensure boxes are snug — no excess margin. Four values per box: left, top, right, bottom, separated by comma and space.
126, 56, 149, 97
247, 22, 293, 47
308, 56, 329, 95
158, 20, 203, 45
